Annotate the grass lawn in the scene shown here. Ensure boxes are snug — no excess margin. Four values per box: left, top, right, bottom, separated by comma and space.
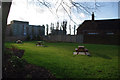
5, 41, 119, 78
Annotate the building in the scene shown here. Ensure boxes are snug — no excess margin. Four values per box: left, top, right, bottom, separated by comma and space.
6, 20, 29, 36
6, 20, 45, 39
29, 25, 45, 37
77, 13, 120, 44
77, 13, 120, 35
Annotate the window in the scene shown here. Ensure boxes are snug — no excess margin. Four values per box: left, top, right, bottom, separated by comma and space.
106, 32, 114, 35
88, 33, 99, 35
23, 25, 27, 36
24, 33, 26, 36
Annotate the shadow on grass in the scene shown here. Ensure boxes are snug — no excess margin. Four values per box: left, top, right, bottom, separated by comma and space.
95, 53, 112, 59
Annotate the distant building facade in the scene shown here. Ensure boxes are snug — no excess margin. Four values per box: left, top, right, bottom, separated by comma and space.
6, 20, 45, 38
6, 20, 29, 36
29, 25, 45, 37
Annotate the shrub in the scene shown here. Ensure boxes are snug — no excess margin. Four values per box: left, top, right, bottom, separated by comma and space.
4, 48, 13, 56
9, 56, 27, 71
36, 35, 40, 40
26, 35, 31, 41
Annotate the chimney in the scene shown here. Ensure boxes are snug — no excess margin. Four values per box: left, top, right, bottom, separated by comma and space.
92, 12, 95, 21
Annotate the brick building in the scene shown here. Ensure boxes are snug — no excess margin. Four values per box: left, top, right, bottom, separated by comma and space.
77, 13, 120, 44
77, 19, 120, 35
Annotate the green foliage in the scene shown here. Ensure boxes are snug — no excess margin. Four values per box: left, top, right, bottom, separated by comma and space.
26, 35, 31, 41
31, 35, 43, 41
4, 49, 13, 55
26, 74, 32, 78
33, 35, 37, 40
5, 42, 119, 78
36, 35, 42, 40
9, 56, 27, 71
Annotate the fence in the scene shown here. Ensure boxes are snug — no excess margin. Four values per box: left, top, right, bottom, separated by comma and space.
5, 36, 26, 42
5, 34, 119, 45
43, 35, 83, 43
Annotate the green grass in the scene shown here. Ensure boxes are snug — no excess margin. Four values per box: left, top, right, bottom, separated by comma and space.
5, 41, 119, 78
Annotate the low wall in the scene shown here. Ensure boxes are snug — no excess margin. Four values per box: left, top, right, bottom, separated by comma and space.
83, 34, 120, 45
5, 36, 26, 42
43, 35, 83, 43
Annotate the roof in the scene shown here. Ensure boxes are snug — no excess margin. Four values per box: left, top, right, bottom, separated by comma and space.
77, 19, 120, 30
11, 20, 29, 24
29, 25, 45, 28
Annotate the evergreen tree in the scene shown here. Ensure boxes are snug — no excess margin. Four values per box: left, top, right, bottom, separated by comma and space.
74, 25, 76, 35
46, 24, 49, 35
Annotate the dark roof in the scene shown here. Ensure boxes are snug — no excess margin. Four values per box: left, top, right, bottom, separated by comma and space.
29, 25, 45, 28
78, 19, 120, 30
11, 20, 29, 24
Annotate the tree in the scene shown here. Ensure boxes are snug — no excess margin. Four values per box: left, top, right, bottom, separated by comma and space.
51, 23, 54, 30
41, 25, 45, 36
50, 23, 54, 33
74, 25, 76, 35
61, 20, 67, 35
26, 35, 31, 41
62, 20, 67, 31
33, 0, 101, 25
56, 21, 59, 30
46, 24, 49, 35
69, 25, 71, 35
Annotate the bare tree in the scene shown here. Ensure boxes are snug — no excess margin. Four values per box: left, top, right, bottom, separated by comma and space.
32, 0, 101, 26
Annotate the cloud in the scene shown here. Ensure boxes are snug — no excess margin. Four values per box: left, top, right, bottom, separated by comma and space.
80, 13, 85, 18
36, 7, 45, 13
7, 0, 86, 26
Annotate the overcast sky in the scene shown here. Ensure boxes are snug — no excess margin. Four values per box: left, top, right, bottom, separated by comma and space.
7, 0, 119, 35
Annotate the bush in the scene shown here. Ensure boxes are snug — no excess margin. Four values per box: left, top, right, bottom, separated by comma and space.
4, 48, 13, 56
32, 35, 37, 40
9, 56, 27, 71
36, 35, 40, 40
26, 35, 31, 41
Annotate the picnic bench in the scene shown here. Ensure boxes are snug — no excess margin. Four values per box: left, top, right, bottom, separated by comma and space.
36, 41, 43, 46
16, 40, 22, 44
73, 46, 90, 56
